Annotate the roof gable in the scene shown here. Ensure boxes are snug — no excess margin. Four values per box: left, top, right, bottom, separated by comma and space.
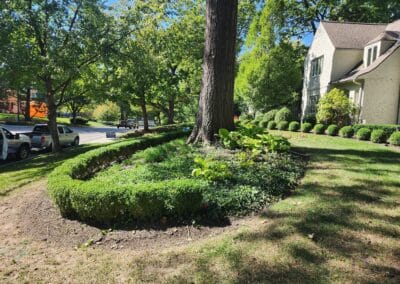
321, 21, 387, 49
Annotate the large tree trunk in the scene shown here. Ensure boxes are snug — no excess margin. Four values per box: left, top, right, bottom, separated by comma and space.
24, 88, 31, 121
167, 98, 175, 124
140, 96, 149, 131
187, 0, 238, 144
45, 81, 61, 152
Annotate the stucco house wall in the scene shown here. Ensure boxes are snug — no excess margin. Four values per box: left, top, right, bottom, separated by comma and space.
331, 49, 363, 82
302, 25, 335, 115
359, 48, 400, 124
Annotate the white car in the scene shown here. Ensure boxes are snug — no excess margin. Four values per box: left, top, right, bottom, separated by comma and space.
24, 124, 80, 150
0, 126, 31, 160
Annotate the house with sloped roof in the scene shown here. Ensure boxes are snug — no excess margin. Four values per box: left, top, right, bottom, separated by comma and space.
301, 20, 400, 124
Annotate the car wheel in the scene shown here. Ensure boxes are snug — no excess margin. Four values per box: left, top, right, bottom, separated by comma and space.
46, 144, 53, 152
18, 144, 30, 160
73, 137, 80, 146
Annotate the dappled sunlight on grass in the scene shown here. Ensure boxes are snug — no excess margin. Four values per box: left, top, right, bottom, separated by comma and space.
178, 132, 400, 283
0, 144, 104, 196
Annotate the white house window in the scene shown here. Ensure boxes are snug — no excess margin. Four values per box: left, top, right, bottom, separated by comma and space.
311, 56, 323, 77
367, 45, 379, 66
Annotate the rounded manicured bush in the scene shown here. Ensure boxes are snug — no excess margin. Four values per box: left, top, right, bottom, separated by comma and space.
277, 121, 289, 130
275, 107, 292, 123
339, 126, 354, 138
301, 122, 313, 133
313, 124, 326, 135
356, 127, 371, 141
288, 121, 300, 132
264, 109, 279, 122
389, 132, 400, 146
267, 121, 277, 130
326, 124, 339, 136
259, 119, 269, 128
370, 129, 386, 143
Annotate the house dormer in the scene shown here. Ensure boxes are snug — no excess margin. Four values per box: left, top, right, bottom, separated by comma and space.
363, 20, 400, 67
364, 42, 380, 67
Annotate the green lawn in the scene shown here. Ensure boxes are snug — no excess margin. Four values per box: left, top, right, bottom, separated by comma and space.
1, 132, 400, 283
179, 132, 400, 283
0, 144, 105, 197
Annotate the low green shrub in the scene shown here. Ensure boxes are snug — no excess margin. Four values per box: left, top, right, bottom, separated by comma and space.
264, 109, 279, 122
120, 123, 192, 139
389, 132, 400, 146
370, 129, 386, 143
326, 124, 338, 136
339, 126, 354, 138
267, 121, 277, 130
301, 122, 313, 133
275, 107, 292, 123
288, 121, 300, 132
352, 124, 399, 139
356, 127, 371, 141
259, 119, 269, 128
277, 121, 289, 130
313, 124, 326, 135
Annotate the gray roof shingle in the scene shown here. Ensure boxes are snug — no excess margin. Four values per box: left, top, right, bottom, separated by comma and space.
321, 21, 387, 49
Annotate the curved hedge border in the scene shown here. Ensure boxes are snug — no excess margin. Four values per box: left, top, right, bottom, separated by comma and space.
48, 130, 205, 224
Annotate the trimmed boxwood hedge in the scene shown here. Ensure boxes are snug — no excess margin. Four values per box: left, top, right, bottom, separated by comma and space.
259, 119, 269, 128
313, 124, 326, 135
370, 129, 386, 143
277, 121, 289, 130
356, 127, 371, 141
352, 124, 399, 139
301, 122, 313, 133
339, 126, 354, 138
326, 124, 338, 136
288, 121, 300, 132
389, 132, 400, 146
47, 130, 202, 224
267, 121, 277, 130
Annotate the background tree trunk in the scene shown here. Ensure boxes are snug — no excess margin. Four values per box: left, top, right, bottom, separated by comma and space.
187, 0, 238, 144
24, 88, 31, 121
45, 80, 61, 152
167, 98, 175, 124
140, 95, 149, 131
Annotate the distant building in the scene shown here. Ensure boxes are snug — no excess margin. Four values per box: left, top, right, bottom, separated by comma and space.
0, 89, 48, 118
302, 20, 400, 124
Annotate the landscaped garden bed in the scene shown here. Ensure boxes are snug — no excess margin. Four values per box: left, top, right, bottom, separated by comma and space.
48, 124, 306, 227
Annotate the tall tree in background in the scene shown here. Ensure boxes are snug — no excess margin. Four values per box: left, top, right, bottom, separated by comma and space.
5, 0, 125, 152
188, 0, 238, 144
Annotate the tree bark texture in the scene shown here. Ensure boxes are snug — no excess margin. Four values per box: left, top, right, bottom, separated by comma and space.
167, 98, 175, 124
188, 0, 238, 144
140, 95, 149, 131
45, 80, 61, 152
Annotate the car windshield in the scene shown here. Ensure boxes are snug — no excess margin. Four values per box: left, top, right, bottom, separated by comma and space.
33, 125, 49, 133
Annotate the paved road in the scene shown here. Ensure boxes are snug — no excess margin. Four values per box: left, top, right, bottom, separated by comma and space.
4, 125, 133, 144
0, 125, 139, 165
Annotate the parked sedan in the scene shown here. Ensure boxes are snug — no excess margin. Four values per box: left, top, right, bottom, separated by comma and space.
0, 126, 31, 160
